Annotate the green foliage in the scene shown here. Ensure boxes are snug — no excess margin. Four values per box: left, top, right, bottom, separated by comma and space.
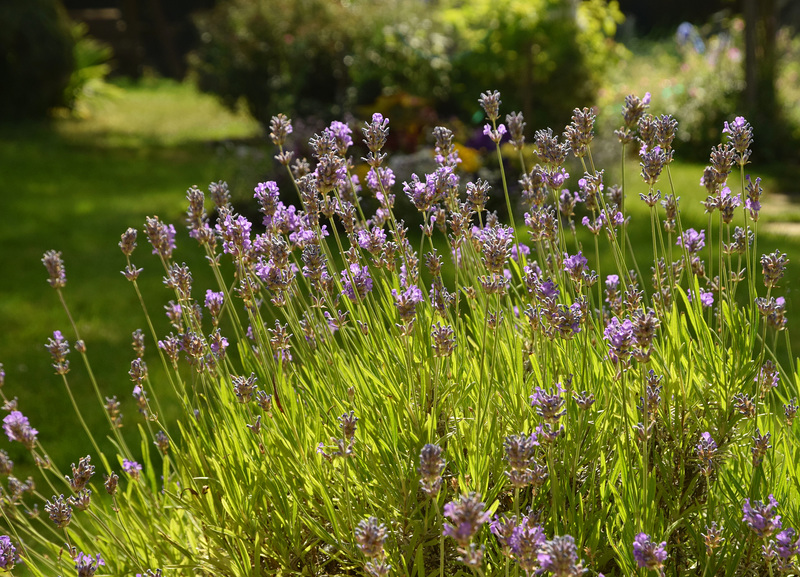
189, 0, 384, 124
441, 0, 624, 124
0, 0, 75, 120
189, 0, 623, 130
62, 22, 117, 118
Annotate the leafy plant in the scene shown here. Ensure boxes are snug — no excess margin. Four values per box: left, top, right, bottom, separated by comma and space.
1, 91, 798, 577
62, 22, 117, 118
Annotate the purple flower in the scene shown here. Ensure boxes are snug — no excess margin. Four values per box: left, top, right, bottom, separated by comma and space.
537, 278, 560, 301
563, 251, 587, 281
366, 167, 396, 195
314, 153, 348, 193
633, 533, 667, 571
122, 459, 143, 480
483, 123, 508, 144
677, 228, 705, 254
775, 528, 800, 559
254, 181, 281, 222
443, 493, 491, 547
696, 432, 717, 474
548, 168, 569, 188
144, 217, 176, 259
508, 517, 547, 574
538, 535, 584, 577
326, 120, 353, 154
743, 495, 782, 538
209, 329, 228, 357
511, 243, 530, 263
341, 264, 373, 302
392, 285, 424, 325
604, 317, 634, 365
204, 290, 224, 322
75, 552, 105, 577
689, 289, 714, 308
215, 213, 252, 257
745, 175, 763, 220
756, 360, 780, 395
2, 411, 38, 449
530, 385, 566, 422
761, 250, 789, 289
722, 116, 753, 164
0, 536, 19, 571
605, 274, 620, 290
363, 113, 389, 155
45, 330, 71, 375
357, 227, 388, 256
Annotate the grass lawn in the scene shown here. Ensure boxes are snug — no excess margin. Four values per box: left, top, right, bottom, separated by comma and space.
0, 79, 264, 474
1, 75, 800, 482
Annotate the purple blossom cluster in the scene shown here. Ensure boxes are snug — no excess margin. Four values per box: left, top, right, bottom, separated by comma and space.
3, 411, 38, 449
743, 495, 782, 538
633, 533, 668, 573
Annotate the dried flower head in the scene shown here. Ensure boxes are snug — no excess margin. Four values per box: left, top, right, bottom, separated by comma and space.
751, 428, 771, 467
478, 90, 501, 122
42, 250, 67, 288
68, 455, 94, 492
703, 522, 725, 555
355, 517, 387, 559
119, 227, 138, 256
269, 113, 293, 147
538, 534, 584, 577
419, 443, 445, 497
44, 494, 72, 528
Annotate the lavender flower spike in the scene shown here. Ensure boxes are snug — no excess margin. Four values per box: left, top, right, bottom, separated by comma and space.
443, 492, 491, 547
538, 534, 585, 577
42, 250, 67, 288
0, 536, 19, 571
633, 533, 667, 572
75, 552, 105, 577
743, 495, 782, 538
2, 411, 38, 449
418, 443, 445, 497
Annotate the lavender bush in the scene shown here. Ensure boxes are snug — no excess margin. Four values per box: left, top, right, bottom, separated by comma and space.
0, 90, 798, 577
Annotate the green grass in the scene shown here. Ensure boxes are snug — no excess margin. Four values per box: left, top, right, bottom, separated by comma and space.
0, 78, 264, 474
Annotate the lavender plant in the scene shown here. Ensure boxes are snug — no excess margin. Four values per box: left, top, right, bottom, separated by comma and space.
0, 90, 798, 577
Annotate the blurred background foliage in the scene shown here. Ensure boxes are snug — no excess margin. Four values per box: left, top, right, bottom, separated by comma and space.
188, 0, 624, 131
0, 0, 75, 119
3, 0, 800, 160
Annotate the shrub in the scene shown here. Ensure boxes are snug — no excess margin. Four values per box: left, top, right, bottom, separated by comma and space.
599, 19, 746, 159
0, 0, 75, 120
440, 0, 624, 125
1, 92, 798, 577
190, 0, 623, 133
189, 0, 399, 125
62, 22, 116, 118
